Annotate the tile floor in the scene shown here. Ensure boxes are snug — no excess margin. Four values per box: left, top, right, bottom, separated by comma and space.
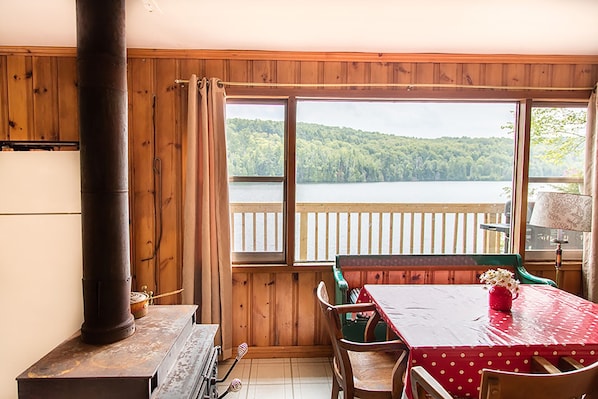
216, 357, 336, 399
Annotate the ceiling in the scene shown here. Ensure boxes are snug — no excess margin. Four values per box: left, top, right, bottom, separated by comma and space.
1, 0, 598, 55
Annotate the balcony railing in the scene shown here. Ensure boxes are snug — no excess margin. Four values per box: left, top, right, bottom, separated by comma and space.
230, 202, 506, 262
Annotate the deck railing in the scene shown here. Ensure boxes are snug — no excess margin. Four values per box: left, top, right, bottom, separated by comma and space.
230, 202, 506, 262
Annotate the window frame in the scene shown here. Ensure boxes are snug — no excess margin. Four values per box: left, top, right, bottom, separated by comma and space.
226, 98, 293, 264
225, 90, 588, 266
522, 101, 588, 261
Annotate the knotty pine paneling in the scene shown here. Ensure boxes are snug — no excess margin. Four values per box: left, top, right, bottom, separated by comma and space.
128, 57, 157, 294
1, 47, 597, 356
229, 269, 334, 350
276, 60, 297, 85
152, 58, 182, 304
56, 57, 78, 141
369, 62, 392, 86
32, 57, 58, 141
6, 55, 33, 140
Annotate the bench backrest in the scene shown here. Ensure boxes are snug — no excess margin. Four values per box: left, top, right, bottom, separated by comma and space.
333, 254, 555, 304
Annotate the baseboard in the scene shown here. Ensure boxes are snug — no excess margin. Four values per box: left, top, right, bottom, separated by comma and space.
244, 345, 332, 359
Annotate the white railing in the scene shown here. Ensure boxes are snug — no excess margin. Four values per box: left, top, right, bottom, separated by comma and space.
230, 202, 506, 261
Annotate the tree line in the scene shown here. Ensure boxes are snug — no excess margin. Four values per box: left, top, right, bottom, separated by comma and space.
226, 118, 566, 183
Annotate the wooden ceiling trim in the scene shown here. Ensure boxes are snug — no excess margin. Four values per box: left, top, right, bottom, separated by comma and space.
2, 46, 598, 66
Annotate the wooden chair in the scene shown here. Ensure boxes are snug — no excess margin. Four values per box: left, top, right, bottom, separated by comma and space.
410, 357, 598, 399
316, 281, 409, 399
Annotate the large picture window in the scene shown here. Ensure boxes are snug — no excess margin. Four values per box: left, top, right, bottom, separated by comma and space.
225, 97, 587, 265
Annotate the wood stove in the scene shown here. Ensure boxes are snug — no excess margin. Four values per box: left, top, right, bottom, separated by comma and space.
17, 305, 222, 399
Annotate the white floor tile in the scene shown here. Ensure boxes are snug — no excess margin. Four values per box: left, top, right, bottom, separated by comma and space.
293, 382, 334, 399
246, 383, 294, 399
291, 360, 333, 384
248, 358, 292, 385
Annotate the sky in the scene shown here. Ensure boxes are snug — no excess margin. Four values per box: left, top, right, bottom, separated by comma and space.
226, 100, 518, 139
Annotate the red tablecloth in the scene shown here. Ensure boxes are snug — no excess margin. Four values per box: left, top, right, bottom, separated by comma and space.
360, 284, 598, 398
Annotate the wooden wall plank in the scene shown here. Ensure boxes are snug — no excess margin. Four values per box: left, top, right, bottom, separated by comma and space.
251, 273, 274, 346
154, 58, 182, 304
504, 64, 528, 88
203, 59, 226, 81
437, 63, 457, 92
484, 63, 505, 89
6, 56, 33, 140
252, 60, 274, 86
551, 64, 574, 90
460, 63, 482, 87
232, 272, 250, 346
530, 64, 552, 88
228, 60, 250, 86
573, 64, 595, 90
275, 60, 297, 85
299, 61, 320, 86
0, 56, 8, 141
128, 57, 156, 292
392, 62, 413, 93
347, 61, 367, 88
56, 57, 79, 142
369, 62, 391, 88
274, 273, 294, 345
323, 61, 344, 87
296, 272, 317, 346
32, 56, 58, 140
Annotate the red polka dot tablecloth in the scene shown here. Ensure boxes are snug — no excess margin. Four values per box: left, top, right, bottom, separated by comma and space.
360, 284, 598, 398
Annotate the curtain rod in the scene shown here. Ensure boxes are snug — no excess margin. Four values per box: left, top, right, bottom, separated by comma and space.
173, 79, 594, 91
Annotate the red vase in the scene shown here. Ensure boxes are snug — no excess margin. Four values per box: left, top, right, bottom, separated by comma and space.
488, 285, 516, 312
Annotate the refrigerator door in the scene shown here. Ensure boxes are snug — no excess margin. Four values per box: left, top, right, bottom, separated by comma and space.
0, 151, 83, 399
0, 151, 81, 214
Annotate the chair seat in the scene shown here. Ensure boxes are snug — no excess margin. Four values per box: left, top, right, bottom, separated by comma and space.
348, 351, 402, 393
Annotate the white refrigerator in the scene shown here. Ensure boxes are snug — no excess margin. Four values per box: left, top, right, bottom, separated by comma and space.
0, 151, 83, 399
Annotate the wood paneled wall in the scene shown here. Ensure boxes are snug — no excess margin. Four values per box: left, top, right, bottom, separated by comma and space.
1, 47, 597, 356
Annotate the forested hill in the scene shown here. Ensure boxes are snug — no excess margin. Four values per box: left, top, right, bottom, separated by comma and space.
226, 118, 562, 183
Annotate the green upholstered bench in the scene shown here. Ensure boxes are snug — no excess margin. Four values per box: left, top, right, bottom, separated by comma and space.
333, 253, 555, 341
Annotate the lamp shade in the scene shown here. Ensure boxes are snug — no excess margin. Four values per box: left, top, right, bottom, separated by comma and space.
529, 191, 592, 232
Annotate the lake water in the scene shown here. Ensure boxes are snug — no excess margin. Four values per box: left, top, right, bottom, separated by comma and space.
230, 181, 513, 203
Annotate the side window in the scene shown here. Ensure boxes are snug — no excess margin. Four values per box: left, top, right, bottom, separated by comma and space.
226, 101, 287, 263
526, 104, 587, 258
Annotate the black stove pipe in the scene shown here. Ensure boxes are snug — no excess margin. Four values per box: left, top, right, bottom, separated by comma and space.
76, 0, 135, 344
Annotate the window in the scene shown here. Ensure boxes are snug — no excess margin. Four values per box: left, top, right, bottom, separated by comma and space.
226, 101, 287, 263
525, 103, 587, 259
294, 100, 517, 262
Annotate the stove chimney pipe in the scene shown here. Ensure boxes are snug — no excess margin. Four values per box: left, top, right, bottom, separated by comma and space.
76, 0, 135, 344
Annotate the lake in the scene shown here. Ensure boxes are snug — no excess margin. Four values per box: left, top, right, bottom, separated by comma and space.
230, 181, 513, 204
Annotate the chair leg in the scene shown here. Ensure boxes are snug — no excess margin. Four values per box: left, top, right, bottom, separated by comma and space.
331, 376, 340, 399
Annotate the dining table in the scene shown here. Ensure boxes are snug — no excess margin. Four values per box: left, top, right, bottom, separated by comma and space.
358, 284, 598, 399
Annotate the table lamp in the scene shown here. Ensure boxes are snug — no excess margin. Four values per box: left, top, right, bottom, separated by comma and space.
529, 191, 592, 287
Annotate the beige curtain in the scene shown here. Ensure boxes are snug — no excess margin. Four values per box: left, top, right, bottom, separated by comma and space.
182, 75, 233, 358
583, 87, 598, 302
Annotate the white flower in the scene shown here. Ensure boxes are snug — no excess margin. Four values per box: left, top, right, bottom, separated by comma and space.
479, 268, 520, 295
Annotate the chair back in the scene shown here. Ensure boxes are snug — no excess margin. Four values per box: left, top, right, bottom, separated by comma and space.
480, 360, 598, 399
316, 281, 354, 393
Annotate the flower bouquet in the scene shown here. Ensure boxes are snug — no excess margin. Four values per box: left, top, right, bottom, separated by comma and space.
479, 268, 520, 311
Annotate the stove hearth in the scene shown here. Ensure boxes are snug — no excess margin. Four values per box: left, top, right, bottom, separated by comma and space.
17, 305, 222, 399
